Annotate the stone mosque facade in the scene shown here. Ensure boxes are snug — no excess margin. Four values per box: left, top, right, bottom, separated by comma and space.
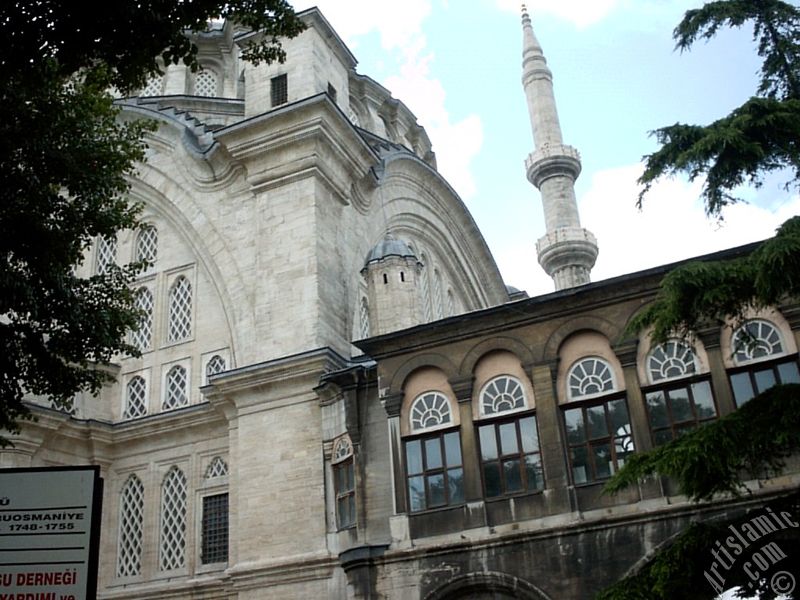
5, 7, 800, 599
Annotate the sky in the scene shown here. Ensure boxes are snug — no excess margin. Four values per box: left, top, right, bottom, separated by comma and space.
291, 0, 800, 297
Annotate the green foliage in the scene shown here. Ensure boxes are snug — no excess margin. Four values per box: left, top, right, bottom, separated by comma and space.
629, 216, 800, 343
0, 2, 304, 443
638, 0, 800, 215
604, 384, 800, 501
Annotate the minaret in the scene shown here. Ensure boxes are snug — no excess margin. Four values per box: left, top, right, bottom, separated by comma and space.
521, 5, 598, 290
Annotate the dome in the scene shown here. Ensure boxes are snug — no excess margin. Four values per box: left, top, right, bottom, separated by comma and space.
363, 235, 418, 268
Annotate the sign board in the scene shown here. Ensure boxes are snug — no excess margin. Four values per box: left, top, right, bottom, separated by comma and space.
0, 466, 103, 600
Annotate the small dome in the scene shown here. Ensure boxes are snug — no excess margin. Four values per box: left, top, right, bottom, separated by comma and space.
363, 235, 418, 268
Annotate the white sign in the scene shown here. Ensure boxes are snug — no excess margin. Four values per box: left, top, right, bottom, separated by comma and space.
0, 467, 102, 600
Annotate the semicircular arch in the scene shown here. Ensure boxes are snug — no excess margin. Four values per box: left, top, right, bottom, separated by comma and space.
390, 353, 459, 396
424, 571, 552, 600
543, 315, 621, 362
460, 336, 534, 377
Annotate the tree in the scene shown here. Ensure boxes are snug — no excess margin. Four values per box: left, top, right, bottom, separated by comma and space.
0, 2, 305, 444
600, 1, 800, 598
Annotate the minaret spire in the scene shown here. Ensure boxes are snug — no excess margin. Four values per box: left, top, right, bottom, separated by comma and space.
521, 6, 598, 290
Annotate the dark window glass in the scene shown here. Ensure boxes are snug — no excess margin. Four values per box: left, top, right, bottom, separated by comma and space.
404, 431, 464, 512
334, 458, 356, 529
201, 493, 228, 564
644, 376, 718, 445
729, 357, 800, 407
563, 395, 634, 484
477, 414, 543, 498
271, 74, 288, 106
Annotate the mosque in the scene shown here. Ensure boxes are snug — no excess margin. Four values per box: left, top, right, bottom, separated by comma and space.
5, 6, 799, 599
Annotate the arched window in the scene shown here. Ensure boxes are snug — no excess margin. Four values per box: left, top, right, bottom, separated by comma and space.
136, 225, 158, 264
732, 320, 784, 364
567, 357, 616, 400
359, 297, 370, 339
205, 355, 226, 383
647, 339, 697, 383
419, 255, 432, 321
168, 276, 192, 342
432, 269, 444, 319
332, 436, 356, 529
205, 456, 228, 479
409, 391, 452, 432
116, 475, 144, 577
194, 70, 217, 97
163, 365, 188, 410
124, 376, 147, 420
159, 467, 187, 571
131, 287, 153, 352
95, 235, 117, 274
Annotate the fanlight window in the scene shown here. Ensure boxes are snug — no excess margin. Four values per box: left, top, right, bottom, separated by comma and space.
732, 320, 784, 364
205, 355, 226, 383
136, 225, 158, 264
159, 467, 187, 571
648, 340, 697, 383
409, 392, 452, 432
168, 276, 192, 342
124, 376, 147, 420
480, 376, 527, 416
116, 475, 144, 577
205, 456, 228, 479
568, 357, 616, 400
195, 70, 217, 97
332, 436, 353, 463
131, 287, 153, 352
163, 365, 188, 411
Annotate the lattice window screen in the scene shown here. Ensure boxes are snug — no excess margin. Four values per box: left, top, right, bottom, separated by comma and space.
168, 277, 192, 342
116, 475, 144, 577
124, 376, 147, 419
132, 288, 153, 352
163, 365, 188, 410
159, 467, 187, 571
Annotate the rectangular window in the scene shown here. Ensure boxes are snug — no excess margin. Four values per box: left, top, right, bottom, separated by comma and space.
334, 458, 356, 529
644, 377, 718, 445
477, 414, 544, 498
271, 74, 288, 107
563, 396, 634, 485
729, 357, 800, 407
404, 430, 464, 512
201, 493, 228, 564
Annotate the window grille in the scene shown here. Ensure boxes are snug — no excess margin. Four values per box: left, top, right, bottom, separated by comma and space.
96, 236, 117, 274
124, 376, 147, 420
205, 355, 226, 383
205, 456, 228, 479
136, 225, 158, 264
648, 340, 697, 383
163, 365, 188, 410
116, 475, 144, 577
480, 376, 527, 416
168, 276, 192, 342
567, 357, 615, 400
271, 74, 288, 106
732, 320, 784, 364
195, 70, 217, 97
409, 392, 452, 432
159, 467, 187, 571
131, 287, 153, 352
142, 75, 163, 96
359, 297, 370, 339
201, 493, 228, 564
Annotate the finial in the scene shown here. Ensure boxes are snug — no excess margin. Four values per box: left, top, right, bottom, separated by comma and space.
521, 3, 531, 24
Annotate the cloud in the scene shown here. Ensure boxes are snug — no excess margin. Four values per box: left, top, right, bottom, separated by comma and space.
291, 0, 484, 200
580, 163, 800, 281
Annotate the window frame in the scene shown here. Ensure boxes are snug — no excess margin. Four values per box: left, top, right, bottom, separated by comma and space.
403, 428, 464, 513
200, 492, 229, 565
271, 73, 288, 107
642, 373, 718, 446
728, 354, 800, 407
561, 392, 635, 486
476, 411, 544, 499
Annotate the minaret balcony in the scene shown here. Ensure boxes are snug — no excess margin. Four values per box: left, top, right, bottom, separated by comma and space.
536, 226, 599, 289
526, 144, 581, 188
